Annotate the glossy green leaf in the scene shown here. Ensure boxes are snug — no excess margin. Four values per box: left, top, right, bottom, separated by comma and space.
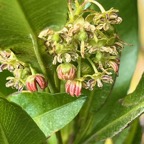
83, 73, 144, 143
112, 127, 130, 144
0, 97, 46, 144
112, 119, 142, 144
8, 92, 86, 137
122, 74, 144, 107
74, 0, 139, 143
0, 0, 67, 71
122, 119, 142, 144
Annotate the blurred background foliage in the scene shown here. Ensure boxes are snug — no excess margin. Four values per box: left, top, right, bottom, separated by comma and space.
105, 0, 144, 143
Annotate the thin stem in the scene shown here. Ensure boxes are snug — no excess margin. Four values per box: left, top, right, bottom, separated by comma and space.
54, 70, 60, 91
87, 57, 98, 73
56, 131, 63, 144
81, 0, 89, 7
85, 0, 106, 13
47, 76, 56, 93
77, 57, 81, 78
87, 57, 103, 87
29, 64, 36, 75
74, 91, 95, 144
29, 34, 55, 93
68, 0, 73, 12
68, 0, 74, 19
60, 80, 65, 93
80, 41, 85, 58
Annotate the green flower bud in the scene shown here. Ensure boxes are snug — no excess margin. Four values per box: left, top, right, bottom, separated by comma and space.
55, 44, 64, 53
96, 51, 102, 61
107, 25, 115, 34
78, 30, 88, 41
52, 33, 60, 42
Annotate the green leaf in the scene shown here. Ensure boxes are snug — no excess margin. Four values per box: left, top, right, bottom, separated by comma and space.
0, 97, 46, 144
122, 119, 142, 144
83, 73, 144, 143
112, 119, 142, 144
8, 92, 86, 137
122, 74, 144, 107
0, 0, 67, 71
112, 127, 130, 144
74, 0, 139, 143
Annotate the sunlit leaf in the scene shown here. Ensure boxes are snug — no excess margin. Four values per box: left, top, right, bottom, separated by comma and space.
8, 92, 86, 137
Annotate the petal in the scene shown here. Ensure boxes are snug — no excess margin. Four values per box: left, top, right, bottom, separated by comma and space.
69, 81, 75, 96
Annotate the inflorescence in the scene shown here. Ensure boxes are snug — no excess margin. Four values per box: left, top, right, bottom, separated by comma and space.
0, 0, 124, 97
38, 0, 124, 96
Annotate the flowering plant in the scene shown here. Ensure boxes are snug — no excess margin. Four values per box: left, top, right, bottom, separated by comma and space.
0, 0, 141, 144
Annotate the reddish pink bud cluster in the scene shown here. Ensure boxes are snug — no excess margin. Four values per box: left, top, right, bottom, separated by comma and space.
26, 74, 47, 92
57, 63, 76, 80
65, 80, 82, 97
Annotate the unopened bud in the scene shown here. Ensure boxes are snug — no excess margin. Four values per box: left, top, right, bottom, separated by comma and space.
26, 74, 47, 92
57, 63, 77, 80
78, 30, 88, 41
96, 51, 102, 61
65, 80, 82, 97
52, 33, 60, 42
35, 74, 48, 89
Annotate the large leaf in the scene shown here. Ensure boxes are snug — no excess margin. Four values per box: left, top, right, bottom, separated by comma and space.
74, 0, 138, 143
0, 97, 46, 144
8, 92, 86, 137
0, 0, 67, 72
122, 119, 142, 144
77, 75, 144, 144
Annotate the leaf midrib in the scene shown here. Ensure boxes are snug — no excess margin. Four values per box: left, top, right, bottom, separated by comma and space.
0, 123, 9, 144
84, 101, 144, 143
15, 0, 46, 75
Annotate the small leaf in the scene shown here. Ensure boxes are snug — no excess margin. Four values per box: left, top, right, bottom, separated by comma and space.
0, 97, 46, 144
8, 92, 86, 137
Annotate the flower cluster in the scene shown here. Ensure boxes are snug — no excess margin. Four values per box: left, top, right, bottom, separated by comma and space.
39, 0, 124, 96
0, 0, 124, 97
0, 50, 47, 91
